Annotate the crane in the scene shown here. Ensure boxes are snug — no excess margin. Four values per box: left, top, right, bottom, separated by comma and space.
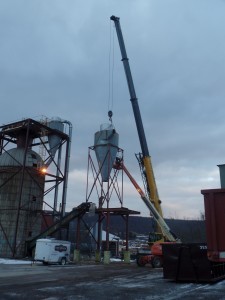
110, 15, 163, 229
110, 16, 181, 267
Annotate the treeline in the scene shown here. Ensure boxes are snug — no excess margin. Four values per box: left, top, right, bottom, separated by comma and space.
77, 215, 206, 243
107, 216, 206, 243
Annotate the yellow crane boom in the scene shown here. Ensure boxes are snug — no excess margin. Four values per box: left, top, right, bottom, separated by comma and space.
110, 15, 163, 218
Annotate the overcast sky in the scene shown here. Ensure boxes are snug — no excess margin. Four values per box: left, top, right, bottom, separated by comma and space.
1, 0, 225, 219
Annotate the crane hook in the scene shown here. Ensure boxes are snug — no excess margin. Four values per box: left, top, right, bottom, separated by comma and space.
108, 110, 113, 123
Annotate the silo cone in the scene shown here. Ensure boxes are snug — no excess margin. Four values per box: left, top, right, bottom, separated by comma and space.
94, 124, 119, 182
46, 119, 64, 166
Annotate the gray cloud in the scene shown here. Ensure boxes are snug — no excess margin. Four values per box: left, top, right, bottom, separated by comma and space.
0, 0, 224, 218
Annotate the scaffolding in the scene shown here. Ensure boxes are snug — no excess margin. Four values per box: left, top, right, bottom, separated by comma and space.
0, 118, 71, 257
82, 145, 140, 259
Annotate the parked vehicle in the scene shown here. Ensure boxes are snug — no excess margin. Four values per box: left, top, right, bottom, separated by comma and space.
34, 238, 71, 265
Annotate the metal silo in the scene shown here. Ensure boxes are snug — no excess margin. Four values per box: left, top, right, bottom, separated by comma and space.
0, 146, 45, 258
46, 118, 64, 167
94, 123, 119, 182
0, 117, 71, 258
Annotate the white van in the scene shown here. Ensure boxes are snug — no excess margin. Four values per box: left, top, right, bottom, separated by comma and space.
34, 238, 71, 265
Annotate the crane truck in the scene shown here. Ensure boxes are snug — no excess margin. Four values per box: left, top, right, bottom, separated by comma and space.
111, 16, 179, 267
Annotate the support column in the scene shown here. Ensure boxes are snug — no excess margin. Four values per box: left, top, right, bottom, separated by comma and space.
73, 249, 80, 263
104, 250, 111, 264
96, 213, 103, 262
123, 250, 130, 263
75, 215, 81, 262
95, 250, 101, 263
124, 214, 130, 263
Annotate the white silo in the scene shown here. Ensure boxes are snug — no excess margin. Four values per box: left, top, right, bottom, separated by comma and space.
94, 123, 119, 182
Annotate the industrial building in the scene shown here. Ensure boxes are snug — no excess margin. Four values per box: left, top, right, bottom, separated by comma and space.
0, 117, 71, 258
0, 115, 138, 263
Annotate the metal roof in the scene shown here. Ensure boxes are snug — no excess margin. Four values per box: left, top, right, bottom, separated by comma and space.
0, 148, 43, 167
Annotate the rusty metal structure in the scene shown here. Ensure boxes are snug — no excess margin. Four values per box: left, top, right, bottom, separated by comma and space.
82, 122, 139, 256
0, 117, 71, 258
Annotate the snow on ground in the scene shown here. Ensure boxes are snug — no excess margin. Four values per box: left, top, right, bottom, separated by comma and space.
0, 258, 32, 264
0, 257, 134, 264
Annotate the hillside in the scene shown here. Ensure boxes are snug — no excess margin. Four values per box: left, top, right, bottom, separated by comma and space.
107, 216, 206, 243
77, 215, 206, 243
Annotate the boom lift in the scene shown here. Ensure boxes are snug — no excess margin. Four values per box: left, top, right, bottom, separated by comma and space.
114, 159, 179, 267
110, 15, 162, 232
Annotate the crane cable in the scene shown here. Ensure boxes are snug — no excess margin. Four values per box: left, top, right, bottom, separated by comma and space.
108, 21, 115, 122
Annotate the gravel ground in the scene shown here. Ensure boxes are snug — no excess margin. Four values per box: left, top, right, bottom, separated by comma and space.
0, 261, 225, 299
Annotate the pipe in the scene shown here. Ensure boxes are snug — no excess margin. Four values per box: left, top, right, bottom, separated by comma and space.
61, 120, 72, 217
53, 145, 62, 215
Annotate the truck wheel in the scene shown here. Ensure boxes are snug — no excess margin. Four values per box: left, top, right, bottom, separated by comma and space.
152, 256, 163, 268
60, 258, 66, 266
136, 256, 146, 267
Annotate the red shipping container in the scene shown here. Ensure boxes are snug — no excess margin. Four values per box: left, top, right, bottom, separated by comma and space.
201, 189, 225, 262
